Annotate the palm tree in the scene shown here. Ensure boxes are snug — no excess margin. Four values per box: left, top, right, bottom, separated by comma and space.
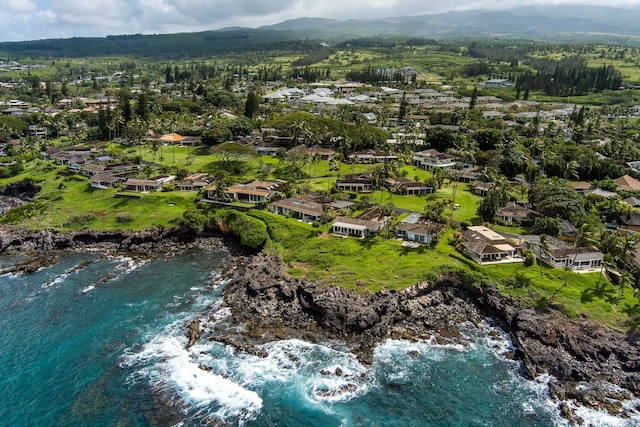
290, 119, 309, 146
380, 202, 397, 239
110, 109, 124, 139
617, 233, 640, 273
563, 160, 580, 180
124, 117, 147, 164
309, 152, 321, 183
328, 156, 340, 192
322, 206, 336, 233
0, 123, 12, 144
596, 253, 616, 289
533, 138, 556, 176
370, 164, 390, 205
538, 234, 551, 277
549, 222, 599, 302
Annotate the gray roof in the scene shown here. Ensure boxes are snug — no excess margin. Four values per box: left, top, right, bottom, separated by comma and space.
333, 216, 384, 231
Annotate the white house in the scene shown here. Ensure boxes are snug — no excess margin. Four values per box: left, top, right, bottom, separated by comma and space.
412, 149, 456, 170
395, 213, 444, 245
461, 226, 521, 264
269, 197, 324, 221
332, 216, 384, 237
522, 235, 604, 272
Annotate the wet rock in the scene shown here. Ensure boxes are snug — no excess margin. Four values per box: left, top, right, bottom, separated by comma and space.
316, 383, 358, 398
0, 252, 58, 274
210, 335, 268, 358
216, 253, 640, 422
186, 319, 201, 349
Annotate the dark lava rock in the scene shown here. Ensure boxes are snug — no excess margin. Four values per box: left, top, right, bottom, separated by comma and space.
0, 180, 41, 200
186, 319, 201, 349
215, 253, 640, 424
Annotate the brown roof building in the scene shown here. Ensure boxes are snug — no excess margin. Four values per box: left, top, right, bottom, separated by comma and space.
614, 175, 640, 192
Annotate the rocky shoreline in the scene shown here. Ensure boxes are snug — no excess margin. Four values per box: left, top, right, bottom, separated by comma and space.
2, 222, 639, 424
0, 224, 248, 274
209, 253, 640, 425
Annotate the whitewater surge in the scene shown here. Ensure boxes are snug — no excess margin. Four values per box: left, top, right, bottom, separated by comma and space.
2, 248, 639, 426
124, 330, 264, 425
122, 305, 575, 426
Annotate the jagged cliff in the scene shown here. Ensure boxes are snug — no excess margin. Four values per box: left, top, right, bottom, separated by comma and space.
214, 253, 640, 423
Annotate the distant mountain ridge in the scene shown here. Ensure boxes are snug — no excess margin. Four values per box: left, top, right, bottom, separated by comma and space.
1, 5, 640, 58
259, 5, 640, 41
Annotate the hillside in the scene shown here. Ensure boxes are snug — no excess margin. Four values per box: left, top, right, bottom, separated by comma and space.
0, 29, 316, 59
1, 5, 640, 59
262, 6, 640, 42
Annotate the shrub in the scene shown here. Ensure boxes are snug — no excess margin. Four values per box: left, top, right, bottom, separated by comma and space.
0, 163, 24, 178
227, 211, 268, 249
502, 273, 533, 289
115, 212, 134, 223
64, 213, 97, 227
521, 248, 536, 267
181, 209, 208, 230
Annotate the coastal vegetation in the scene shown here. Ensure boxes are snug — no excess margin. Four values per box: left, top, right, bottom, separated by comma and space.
2, 34, 640, 335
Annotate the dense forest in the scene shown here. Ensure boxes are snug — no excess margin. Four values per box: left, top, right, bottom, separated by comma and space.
0, 30, 319, 59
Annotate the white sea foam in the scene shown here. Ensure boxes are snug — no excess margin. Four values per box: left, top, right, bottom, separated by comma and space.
208, 277, 232, 291
125, 300, 148, 308
207, 339, 372, 407
1, 271, 22, 278
111, 255, 148, 274
123, 322, 263, 425
564, 382, 640, 427
80, 285, 95, 293
375, 338, 468, 364
41, 273, 67, 288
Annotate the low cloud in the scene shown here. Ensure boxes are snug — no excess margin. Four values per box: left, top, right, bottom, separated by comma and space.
0, 0, 639, 41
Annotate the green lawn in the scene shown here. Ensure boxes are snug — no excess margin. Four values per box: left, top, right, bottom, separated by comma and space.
0, 163, 196, 231
2, 157, 638, 330
247, 210, 635, 329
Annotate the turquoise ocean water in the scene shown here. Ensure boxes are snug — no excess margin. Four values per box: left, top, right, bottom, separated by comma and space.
0, 248, 637, 427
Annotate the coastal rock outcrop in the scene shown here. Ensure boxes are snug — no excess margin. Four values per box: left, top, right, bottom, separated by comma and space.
218, 253, 640, 422
0, 225, 235, 256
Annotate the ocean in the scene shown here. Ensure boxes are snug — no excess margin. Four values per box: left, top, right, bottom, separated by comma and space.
0, 248, 637, 427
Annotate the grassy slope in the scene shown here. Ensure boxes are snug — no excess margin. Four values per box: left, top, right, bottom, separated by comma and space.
251, 209, 635, 328
1, 162, 196, 230
1, 152, 635, 329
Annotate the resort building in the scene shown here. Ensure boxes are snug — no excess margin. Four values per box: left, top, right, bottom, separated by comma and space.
123, 175, 175, 192
395, 212, 444, 245
412, 149, 456, 170
206, 180, 286, 204
461, 226, 521, 264
335, 173, 373, 193
269, 197, 324, 221
521, 235, 604, 272
385, 177, 434, 195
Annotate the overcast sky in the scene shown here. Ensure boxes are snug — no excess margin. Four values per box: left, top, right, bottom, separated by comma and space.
1, 0, 640, 42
